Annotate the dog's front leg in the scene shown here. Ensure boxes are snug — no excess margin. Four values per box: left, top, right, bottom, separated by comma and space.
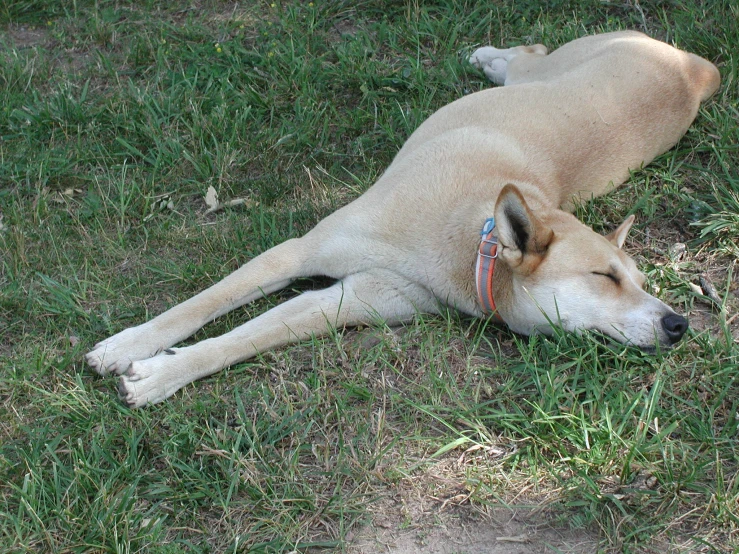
86, 237, 315, 376
116, 269, 434, 407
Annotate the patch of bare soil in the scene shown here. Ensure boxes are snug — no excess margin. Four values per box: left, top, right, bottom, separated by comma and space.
5, 25, 50, 48
348, 498, 598, 554
343, 448, 600, 554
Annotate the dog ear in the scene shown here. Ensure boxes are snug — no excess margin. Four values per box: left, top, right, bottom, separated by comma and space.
605, 214, 635, 249
494, 184, 553, 273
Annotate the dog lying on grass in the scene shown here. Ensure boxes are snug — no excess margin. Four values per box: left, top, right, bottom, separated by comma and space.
86, 31, 720, 407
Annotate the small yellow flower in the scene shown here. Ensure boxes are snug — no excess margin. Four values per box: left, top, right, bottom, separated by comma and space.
268, 51, 274, 57
46, 20, 53, 26
217, 47, 222, 53
308, 2, 314, 6
270, 3, 276, 7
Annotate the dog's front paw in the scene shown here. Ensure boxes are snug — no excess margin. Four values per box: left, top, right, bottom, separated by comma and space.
118, 354, 181, 408
85, 325, 163, 376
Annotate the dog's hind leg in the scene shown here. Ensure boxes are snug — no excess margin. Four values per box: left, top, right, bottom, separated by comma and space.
469, 44, 548, 85
86, 237, 324, 376
116, 269, 435, 407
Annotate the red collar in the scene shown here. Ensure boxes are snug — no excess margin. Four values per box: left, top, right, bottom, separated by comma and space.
475, 217, 499, 315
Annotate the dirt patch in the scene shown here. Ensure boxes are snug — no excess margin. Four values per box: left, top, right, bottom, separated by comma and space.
5, 25, 50, 49
2, 24, 97, 76
331, 19, 361, 40
342, 448, 600, 554
348, 499, 598, 553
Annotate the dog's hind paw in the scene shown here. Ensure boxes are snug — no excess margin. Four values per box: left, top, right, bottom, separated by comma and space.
469, 44, 548, 85
469, 46, 511, 85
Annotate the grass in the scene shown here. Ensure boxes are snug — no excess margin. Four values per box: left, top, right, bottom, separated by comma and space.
1, 0, 738, 552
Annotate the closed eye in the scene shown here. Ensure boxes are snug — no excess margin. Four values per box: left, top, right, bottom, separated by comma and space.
592, 271, 621, 285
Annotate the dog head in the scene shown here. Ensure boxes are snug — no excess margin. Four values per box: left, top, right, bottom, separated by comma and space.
493, 184, 688, 348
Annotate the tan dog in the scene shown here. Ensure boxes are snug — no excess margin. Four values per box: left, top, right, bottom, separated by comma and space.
86, 31, 720, 407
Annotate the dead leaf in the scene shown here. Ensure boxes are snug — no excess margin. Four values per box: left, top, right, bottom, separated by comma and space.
204, 186, 220, 212
689, 282, 703, 295
204, 188, 256, 214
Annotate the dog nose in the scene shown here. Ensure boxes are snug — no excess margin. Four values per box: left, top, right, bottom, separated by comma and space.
661, 313, 688, 344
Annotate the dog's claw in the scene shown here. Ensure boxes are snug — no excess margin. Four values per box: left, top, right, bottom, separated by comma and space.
117, 379, 134, 407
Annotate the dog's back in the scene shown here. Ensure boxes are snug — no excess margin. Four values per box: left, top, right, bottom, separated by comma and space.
392, 31, 720, 208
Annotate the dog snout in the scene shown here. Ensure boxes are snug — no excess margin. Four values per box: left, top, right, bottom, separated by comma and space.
661, 313, 689, 344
